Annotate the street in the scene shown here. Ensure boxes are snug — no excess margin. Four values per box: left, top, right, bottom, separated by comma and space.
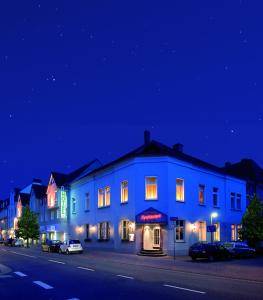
0, 246, 263, 300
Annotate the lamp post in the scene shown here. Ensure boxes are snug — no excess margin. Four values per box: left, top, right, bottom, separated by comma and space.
210, 212, 218, 243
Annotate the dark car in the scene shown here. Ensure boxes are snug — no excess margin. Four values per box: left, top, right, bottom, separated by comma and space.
42, 240, 62, 253
189, 242, 231, 261
4, 238, 14, 247
224, 242, 256, 258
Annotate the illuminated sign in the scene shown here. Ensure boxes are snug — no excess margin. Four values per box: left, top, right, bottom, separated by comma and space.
136, 207, 168, 224
61, 190, 67, 219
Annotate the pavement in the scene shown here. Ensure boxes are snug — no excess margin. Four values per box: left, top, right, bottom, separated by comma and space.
0, 245, 263, 300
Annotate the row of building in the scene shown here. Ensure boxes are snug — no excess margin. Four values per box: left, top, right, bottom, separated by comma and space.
0, 132, 262, 255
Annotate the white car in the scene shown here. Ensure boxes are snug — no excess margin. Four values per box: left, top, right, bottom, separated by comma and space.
59, 240, 83, 254
14, 239, 24, 247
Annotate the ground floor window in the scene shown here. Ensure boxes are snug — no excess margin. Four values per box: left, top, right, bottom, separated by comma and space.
231, 224, 237, 241
86, 224, 89, 239
213, 222, 220, 241
98, 222, 110, 240
198, 221, 206, 241
237, 224, 242, 240
175, 220, 185, 242
120, 220, 135, 241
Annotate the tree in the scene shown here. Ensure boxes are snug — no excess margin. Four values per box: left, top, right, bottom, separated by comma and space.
16, 206, 40, 248
239, 195, 263, 248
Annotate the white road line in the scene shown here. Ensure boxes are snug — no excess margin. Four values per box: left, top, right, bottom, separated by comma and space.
33, 281, 54, 290
14, 271, 27, 277
116, 275, 134, 280
164, 284, 206, 294
48, 259, 65, 265
1, 248, 7, 251
10, 251, 36, 258
67, 298, 80, 300
77, 266, 95, 272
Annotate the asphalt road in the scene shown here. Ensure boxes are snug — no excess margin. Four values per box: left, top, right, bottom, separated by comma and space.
0, 246, 263, 300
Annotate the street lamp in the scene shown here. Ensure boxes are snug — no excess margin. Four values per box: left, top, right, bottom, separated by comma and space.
210, 212, 218, 242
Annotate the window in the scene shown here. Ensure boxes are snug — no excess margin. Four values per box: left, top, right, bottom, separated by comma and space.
213, 222, 220, 241
85, 224, 89, 239
121, 180, 128, 203
175, 220, 185, 242
176, 178, 184, 202
145, 177, 158, 200
72, 198, 76, 214
198, 221, 206, 241
85, 193, 90, 211
198, 185, 205, 205
98, 222, 110, 240
51, 210, 55, 220
213, 187, 219, 207
121, 220, 129, 240
56, 209, 60, 219
236, 194, 241, 210
98, 187, 111, 208
231, 224, 237, 241
237, 224, 242, 240
231, 192, 236, 209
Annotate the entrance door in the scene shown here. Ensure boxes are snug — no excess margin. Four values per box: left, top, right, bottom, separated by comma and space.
143, 225, 161, 250
153, 227, 161, 248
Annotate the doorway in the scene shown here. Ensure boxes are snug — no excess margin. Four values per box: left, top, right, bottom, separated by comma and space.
143, 225, 161, 250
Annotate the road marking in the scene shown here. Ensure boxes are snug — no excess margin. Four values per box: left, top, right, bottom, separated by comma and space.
48, 259, 65, 265
33, 281, 54, 290
14, 271, 27, 277
1, 248, 7, 251
10, 251, 36, 258
164, 284, 206, 294
116, 275, 134, 280
67, 298, 80, 300
77, 266, 95, 272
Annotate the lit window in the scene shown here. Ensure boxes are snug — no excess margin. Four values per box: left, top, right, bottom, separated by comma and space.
231, 192, 236, 209
72, 198, 76, 214
98, 222, 109, 240
236, 194, 241, 210
176, 178, 184, 202
175, 220, 185, 242
231, 224, 237, 241
213, 222, 220, 241
98, 188, 104, 208
105, 187, 110, 206
121, 181, 128, 203
85, 192, 90, 210
198, 221, 206, 241
121, 220, 129, 240
145, 177, 158, 200
213, 187, 219, 207
237, 224, 242, 240
198, 185, 205, 205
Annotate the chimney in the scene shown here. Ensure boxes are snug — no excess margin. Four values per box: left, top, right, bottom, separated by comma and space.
173, 143, 183, 152
224, 162, 231, 169
144, 130, 151, 145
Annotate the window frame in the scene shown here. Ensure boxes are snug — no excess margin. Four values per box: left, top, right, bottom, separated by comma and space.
145, 176, 158, 200
121, 180, 128, 203
175, 220, 185, 242
198, 184, 205, 205
176, 178, 185, 202
212, 187, 219, 207
72, 197, 76, 214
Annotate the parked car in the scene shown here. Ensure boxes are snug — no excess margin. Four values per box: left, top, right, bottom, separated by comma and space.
42, 240, 62, 253
59, 240, 83, 254
13, 239, 24, 247
189, 242, 231, 261
224, 242, 256, 258
4, 238, 14, 247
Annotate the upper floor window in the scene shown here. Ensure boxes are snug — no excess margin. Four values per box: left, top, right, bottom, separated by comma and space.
121, 180, 128, 203
236, 194, 241, 210
231, 192, 236, 209
98, 187, 111, 208
213, 187, 219, 207
85, 192, 90, 211
176, 178, 184, 202
145, 176, 158, 200
198, 184, 205, 205
72, 198, 76, 214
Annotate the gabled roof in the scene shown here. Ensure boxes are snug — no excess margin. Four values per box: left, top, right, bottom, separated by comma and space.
31, 184, 47, 199
50, 172, 68, 187
79, 139, 226, 180
222, 159, 263, 184
19, 193, 30, 206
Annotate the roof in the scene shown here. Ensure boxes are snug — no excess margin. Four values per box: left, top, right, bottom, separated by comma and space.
31, 184, 47, 199
78, 139, 228, 181
19, 193, 30, 206
50, 159, 102, 187
222, 159, 263, 184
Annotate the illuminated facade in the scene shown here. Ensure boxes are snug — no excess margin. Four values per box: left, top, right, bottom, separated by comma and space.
68, 132, 246, 255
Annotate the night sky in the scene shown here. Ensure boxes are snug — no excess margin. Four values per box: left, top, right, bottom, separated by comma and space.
1, 1, 262, 197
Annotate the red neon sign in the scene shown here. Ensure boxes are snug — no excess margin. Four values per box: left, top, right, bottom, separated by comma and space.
140, 214, 162, 221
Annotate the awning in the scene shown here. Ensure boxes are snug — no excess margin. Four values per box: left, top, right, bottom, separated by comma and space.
136, 207, 168, 224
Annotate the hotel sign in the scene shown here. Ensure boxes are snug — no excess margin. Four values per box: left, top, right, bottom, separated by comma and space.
136, 207, 168, 224
61, 190, 67, 219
